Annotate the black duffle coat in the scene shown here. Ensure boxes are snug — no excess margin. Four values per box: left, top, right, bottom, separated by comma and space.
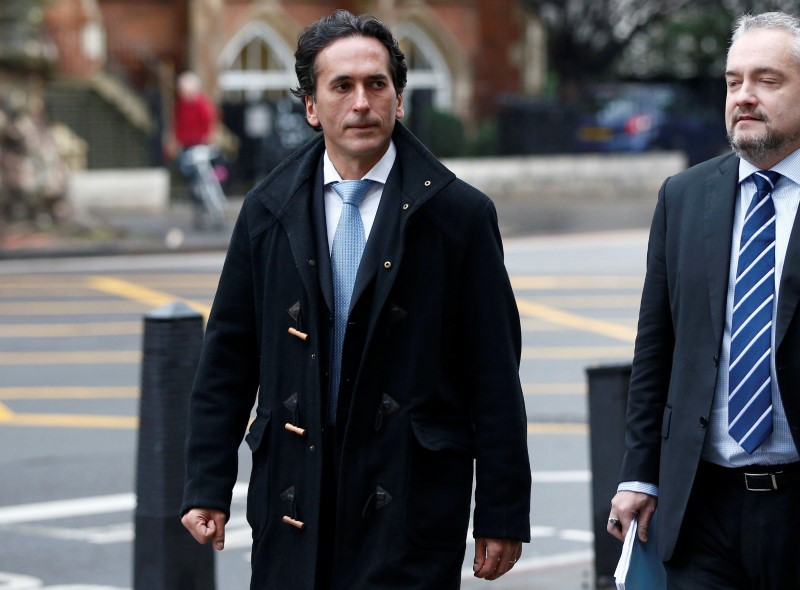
182, 123, 531, 589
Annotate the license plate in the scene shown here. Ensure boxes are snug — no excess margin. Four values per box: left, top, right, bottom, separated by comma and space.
579, 126, 613, 142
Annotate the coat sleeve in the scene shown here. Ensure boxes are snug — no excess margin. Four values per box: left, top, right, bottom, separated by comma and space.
619, 179, 675, 485
460, 199, 532, 542
181, 205, 261, 518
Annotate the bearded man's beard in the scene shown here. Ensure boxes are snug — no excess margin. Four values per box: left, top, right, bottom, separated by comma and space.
729, 117, 800, 164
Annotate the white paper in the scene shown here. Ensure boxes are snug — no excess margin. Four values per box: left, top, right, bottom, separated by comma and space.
614, 516, 638, 590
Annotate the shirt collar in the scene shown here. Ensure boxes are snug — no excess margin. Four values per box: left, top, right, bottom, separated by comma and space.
323, 140, 396, 186
738, 147, 800, 187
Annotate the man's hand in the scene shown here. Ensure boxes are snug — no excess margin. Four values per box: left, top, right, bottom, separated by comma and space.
607, 491, 657, 543
181, 507, 227, 551
472, 537, 522, 580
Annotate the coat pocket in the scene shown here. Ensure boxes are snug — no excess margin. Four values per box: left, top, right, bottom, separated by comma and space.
405, 417, 474, 549
245, 407, 271, 539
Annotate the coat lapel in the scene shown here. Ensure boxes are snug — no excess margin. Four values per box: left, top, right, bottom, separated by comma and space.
260, 143, 326, 316
704, 155, 739, 342
311, 161, 333, 315
350, 160, 402, 311
776, 203, 800, 349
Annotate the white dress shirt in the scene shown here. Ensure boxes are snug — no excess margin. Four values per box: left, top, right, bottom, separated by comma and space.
323, 141, 397, 253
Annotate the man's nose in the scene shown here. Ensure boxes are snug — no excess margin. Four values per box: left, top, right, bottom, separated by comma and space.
735, 81, 758, 106
353, 86, 370, 110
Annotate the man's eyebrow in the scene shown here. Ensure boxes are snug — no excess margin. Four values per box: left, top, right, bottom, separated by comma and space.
328, 73, 389, 83
329, 74, 353, 84
725, 66, 785, 77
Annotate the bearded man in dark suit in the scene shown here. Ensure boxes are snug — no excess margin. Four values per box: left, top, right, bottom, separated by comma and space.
609, 11, 800, 590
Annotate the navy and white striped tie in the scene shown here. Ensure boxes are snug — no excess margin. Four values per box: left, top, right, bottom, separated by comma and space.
328, 179, 373, 423
728, 170, 780, 454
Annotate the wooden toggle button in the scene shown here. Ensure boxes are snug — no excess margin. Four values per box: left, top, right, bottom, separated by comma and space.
284, 423, 306, 436
288, 327, 309, 341
282, 515, 305, 529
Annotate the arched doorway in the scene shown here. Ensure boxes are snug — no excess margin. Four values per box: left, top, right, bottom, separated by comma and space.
395, 21, 455, 152
217, 20, 311, 184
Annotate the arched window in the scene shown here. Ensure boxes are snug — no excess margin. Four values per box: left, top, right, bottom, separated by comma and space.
395, 22, 453, 111
217, 21, 296, 102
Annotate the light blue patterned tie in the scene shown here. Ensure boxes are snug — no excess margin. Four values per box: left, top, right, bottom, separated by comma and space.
728, 170, 780, 453
329, 179, 373, 422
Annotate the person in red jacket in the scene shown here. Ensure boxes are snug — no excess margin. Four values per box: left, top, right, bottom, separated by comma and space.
173, 71, 216, 150
170, 71, 227, 227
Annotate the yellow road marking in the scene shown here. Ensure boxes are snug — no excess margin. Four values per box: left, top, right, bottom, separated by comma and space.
0, 274, 218, 288
516, 297, 636, 343
511, 276, 643, 290
0, 322, 141, 338
0, 287, 98, 297
0, 351, 139, 365
0, 411, 138, 429
0, 387, 138, 400
0, 347, 630, 364
87, 277, 210, 318
0, 301, 148, 315
527, 422, 587, 435
0, 401, 14, 420
0, 414, 577, 433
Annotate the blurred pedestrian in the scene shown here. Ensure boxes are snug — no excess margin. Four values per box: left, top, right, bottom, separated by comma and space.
170, 71, 216, 157
608, 11, 800, 589
169, 71, 226, 227
181, 9, 531, 589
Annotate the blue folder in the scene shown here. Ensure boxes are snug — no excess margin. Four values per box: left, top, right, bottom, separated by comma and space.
616, 511, 667, 590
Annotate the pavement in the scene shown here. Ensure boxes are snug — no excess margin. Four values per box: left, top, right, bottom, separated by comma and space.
0, 189, 655, 261
0, 197, 241, 260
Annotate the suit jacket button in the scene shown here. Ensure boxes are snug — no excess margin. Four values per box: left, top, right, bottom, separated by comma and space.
699, 416, 708, 428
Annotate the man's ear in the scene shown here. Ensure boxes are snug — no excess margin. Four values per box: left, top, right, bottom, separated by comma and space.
396, 93, 404, 120
306, 96, 319, 127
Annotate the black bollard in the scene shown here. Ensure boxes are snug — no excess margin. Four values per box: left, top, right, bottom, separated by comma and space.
134, 302, 215, 590
586, 363, 632, 589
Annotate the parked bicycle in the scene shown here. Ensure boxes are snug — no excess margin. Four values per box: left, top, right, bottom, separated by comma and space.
179, 144, 228, 229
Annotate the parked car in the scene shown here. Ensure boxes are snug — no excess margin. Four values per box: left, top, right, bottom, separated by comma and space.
574, 83, 728, 165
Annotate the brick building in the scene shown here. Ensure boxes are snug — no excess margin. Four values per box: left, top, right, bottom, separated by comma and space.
42, 0, 545, 178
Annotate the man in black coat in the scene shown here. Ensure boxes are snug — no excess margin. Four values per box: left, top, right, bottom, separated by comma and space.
181, 10, 531, 589
608, 11, 800, 589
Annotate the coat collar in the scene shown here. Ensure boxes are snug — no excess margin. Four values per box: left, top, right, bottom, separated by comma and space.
248, 121, 457, 319
250, 122, 455, 219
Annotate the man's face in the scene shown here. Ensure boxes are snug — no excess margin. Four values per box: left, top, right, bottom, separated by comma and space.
725, 28, 800, 168
305, 35, 404, 178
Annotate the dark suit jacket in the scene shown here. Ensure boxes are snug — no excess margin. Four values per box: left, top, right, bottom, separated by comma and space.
619, 152, 800, 561
182, 123, 531, 589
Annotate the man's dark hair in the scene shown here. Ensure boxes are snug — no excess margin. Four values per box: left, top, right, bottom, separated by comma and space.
291, 9, 407, 129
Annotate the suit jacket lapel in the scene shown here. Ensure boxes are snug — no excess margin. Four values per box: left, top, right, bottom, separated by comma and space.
704, 156, 740, 341
776, 203, 800, 349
